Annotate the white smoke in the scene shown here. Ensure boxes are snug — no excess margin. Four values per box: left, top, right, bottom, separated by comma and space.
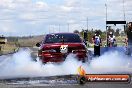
0, 48, 132, 79
0, 48, 83, 79
87, 51, 132, 73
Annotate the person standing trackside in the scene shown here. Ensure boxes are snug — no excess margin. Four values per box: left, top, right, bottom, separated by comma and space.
92, 31, 102, 56
124, 37, 128, 47
108, 32, 116, 47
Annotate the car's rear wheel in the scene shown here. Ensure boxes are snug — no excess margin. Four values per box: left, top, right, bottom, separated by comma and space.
38, 56, 46, 64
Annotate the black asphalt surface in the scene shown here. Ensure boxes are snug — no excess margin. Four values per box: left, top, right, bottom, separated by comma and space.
0, 81, 132, 88
0, 74, 131, 88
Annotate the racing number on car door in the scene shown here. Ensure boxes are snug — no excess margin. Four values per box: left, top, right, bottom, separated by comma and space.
60, 45, 68, 53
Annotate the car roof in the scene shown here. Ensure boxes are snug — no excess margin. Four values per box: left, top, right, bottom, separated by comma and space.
46, 32, 79, 36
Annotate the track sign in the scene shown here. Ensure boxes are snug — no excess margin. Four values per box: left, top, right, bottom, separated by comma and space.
0, 36, 6, 44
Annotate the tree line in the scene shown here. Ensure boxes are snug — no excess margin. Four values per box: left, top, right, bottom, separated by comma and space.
74, 28, 126, 43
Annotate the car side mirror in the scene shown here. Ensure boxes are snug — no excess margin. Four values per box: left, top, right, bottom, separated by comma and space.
36, 43, 41, 47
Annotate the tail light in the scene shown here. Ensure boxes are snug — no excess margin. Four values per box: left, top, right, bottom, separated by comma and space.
38, 49, 57, 57
42, 49, 57, 53
72, 49, 86, 53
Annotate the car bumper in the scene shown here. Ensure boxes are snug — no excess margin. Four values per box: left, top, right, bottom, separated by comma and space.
38, 52, 87, 63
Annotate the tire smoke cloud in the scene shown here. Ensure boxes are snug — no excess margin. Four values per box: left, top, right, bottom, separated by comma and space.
0, 48, 131, 79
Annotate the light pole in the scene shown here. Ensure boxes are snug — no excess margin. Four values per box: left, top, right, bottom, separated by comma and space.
123, 0, 126, 21
87, 17, 89, 31
105, 4, 107, 23
122, 0, 126, 33
105, 3, 108, 46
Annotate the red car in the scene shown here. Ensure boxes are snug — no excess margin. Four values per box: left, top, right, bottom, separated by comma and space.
36, 33, 88, 63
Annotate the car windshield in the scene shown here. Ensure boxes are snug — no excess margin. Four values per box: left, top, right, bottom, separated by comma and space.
45, 34, 82, 43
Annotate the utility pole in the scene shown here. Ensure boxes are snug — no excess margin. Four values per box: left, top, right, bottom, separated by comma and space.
123, 0, 126, 21
87, 17, 89, 31
122, 0, 126, 36
105, 3, 108, 46
105, 4, 107, 23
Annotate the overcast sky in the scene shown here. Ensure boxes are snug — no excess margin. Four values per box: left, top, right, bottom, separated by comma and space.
0, 0, 132, 36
